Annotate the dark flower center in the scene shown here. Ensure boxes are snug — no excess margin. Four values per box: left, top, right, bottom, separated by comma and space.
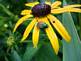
32, 4, 51, 17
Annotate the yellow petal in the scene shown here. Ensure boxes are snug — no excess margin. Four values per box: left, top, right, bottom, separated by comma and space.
51, 1, 61, 9
47, 14, 71, 42
13, 15, 33, 32
45, 2, 51, 5
32, 24, 40, 48
51, 8, 81, 14
39, 17, 59, 54
64, 4, 81, 8
25, 2, 39, 7
25, 2, 51, 7
45, 26, 59, 54
21, 10, 31, 15
67, 8, 81, 13
21, 18, 37, 42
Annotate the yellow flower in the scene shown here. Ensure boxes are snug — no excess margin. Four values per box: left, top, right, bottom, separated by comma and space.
13, 1, 81, 54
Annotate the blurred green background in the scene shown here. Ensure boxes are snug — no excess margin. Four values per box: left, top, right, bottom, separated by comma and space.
0, 0, 81, 61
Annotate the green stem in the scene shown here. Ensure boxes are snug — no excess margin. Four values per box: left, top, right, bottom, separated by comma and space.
0, 4, 14, 17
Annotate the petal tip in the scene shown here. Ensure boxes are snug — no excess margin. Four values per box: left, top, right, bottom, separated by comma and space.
25, 3, 28, 6
13, 30, 15, 33
64, 34, 71, 43
13, 28, 16, 33
67, 36, 71, 42
33, 45, 37, 48
55, 47, 59, 55
20, 38, 25, 43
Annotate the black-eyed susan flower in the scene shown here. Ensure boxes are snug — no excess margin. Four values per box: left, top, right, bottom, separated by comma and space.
13, 1, 81, 54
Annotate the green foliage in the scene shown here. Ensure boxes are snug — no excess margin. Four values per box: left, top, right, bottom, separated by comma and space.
0, 0, 81, 61
62, 0, 81, 61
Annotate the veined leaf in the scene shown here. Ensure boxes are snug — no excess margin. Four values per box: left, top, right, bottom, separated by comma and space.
62, 0, 81, 61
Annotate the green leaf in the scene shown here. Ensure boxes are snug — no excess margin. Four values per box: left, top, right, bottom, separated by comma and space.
0, 4, 14, 17
10, 49, 22, 61
62, 0, 81, 61
31, 43, 58, 61
22, 44, 41, 61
